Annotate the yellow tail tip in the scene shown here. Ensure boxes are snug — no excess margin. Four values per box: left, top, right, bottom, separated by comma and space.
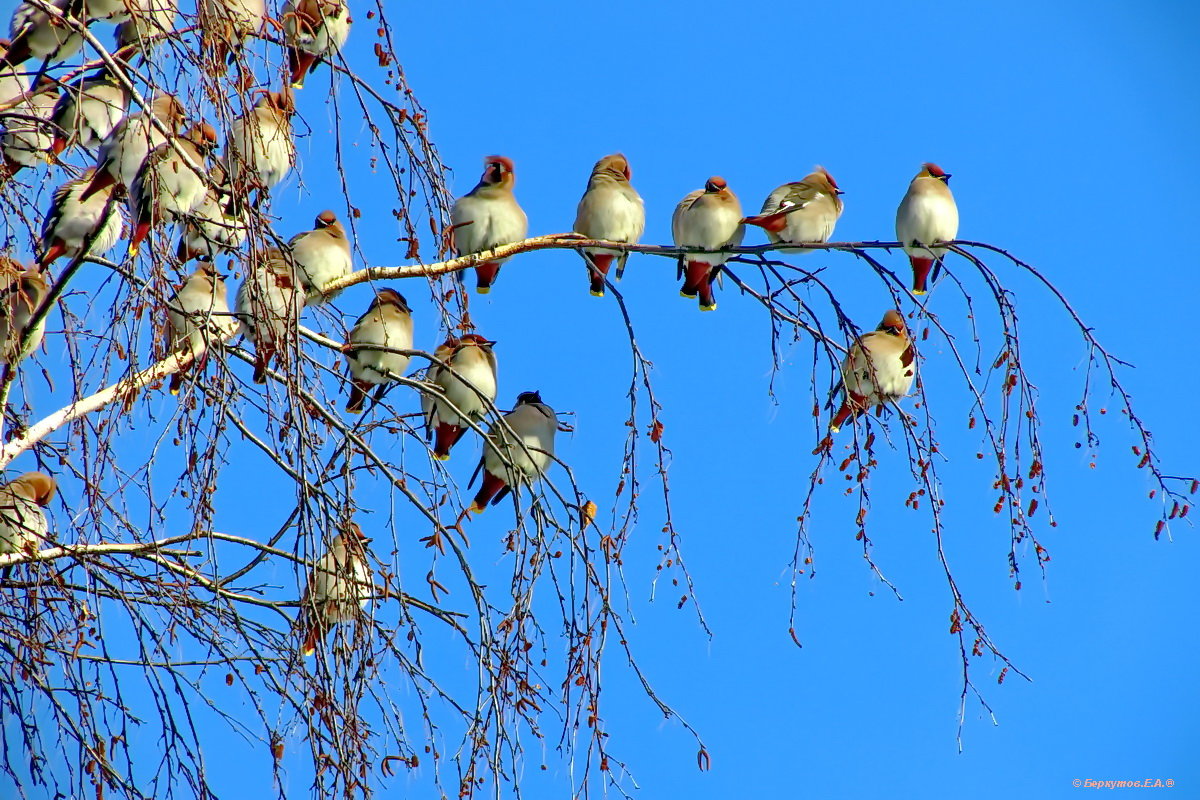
589, 290, 605, 298
169, 387, 180, 396
679, 290, 696, 299
433, 452, 451, 462
828, 424, 841, 434
699, 303, 717, 312
912, 288, 927, 296
301, 646, 315, 657
476, 286, 491, 295
468, 503, 484, 514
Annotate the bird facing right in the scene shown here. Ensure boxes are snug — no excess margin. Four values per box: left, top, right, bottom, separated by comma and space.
895, 162, 959, 295
449, 156, 528, 294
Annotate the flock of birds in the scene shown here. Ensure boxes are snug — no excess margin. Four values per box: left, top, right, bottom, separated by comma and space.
0, 0, 960, 654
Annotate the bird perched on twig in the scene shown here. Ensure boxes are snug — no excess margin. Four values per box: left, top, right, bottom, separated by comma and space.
344, 288, 412, 413
128, 122, 219, 256
0, 75, 60, 186
79, 92, 187, 201
742, 167, 844, 253
288, 210, 351, 303
175, 161, 248, 263
896, 162, 958, 295
282, 0, 351, 89
422, 333, 497, 460
0, 259, 50, 368
114, 0, 178, 60
470, 391, 557, 512
1, 0, 84, 67
829, 309, 916, 433
573, 153, 644, 297
165, 263, 230, 395
235, 249, 305, 384
223, 90, 295, 210
299, 521, 372, 657
49, 67, 130, 157
450, 156, 528, 294
39, 168, 124, 268
197, 0, 265, 84
0, 472, 56, 569
672, 176, 744, 312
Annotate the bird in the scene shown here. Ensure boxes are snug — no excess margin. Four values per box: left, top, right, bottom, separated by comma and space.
895, 162, 959, 295
829, 309, 916, 433
235, 248, 305, 383
299, 521, 373, 657
0, 472, 56, 561
671, 177, 744, 311
79, 93, 187, 201
223, 91, 295, 208
49, 67, 131, 157
470, 391, 557, 512
0, 259, 51, 367
165, 263, 230, 395
449, 156, 528, 294
2, 0, 84, 67
344, 288, 413, 413
114, 0, 178, 59
742, 167, 844, 253
282, 0, 352, 89
0, 75, 60, 185
128, 122, 220, 256
38, 168, 124, 268
197, 0, 266, 81
573, 153, 645, 296
287, 210, 351, 303
175, 161, 248, 263
422, 333, 498, 460
0, 45, 28, 107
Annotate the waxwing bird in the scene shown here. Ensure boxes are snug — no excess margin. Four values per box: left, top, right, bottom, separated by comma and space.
573, 153, 645, 296
450, 156, 528, 294
39, 168, 124, 267
0, 47, 28, 106
197, 0, 266, 80
235, 248, 305, 383
175, 161, 248, 263
344, 288, 412, 413
671, 176, 744, 312
743, 167, 844, 253
50, 67, 131, 156
896, 162, 959, 295
299, 521, 372, 656
829, 309, 916, 433
0, 75, 60, 185
422, 333, 498, 460
166, 263, 230, 394
469, 391, 557, 512
223, 91, 295, 209
114, 0, 178, 57
282, 0, 351, 89
0, 260, 51, 367
0, 472, 56, 559
80, 93, 187, 201
288, 210, 351, 303
2, 0, 84, 67
129, 122, 219, 256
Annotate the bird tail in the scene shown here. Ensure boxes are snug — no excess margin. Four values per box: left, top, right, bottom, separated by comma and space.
79, 168, 116, 202
253, 347, 274, 384
586, 253, 614, 297
475, 261, 501, 294
289, 49, 316, 89
469, 471, 508, 513
433, 422, 464, 461
909, 256, 934, 295
346, 380, 370, 413
741, 211, 790, 234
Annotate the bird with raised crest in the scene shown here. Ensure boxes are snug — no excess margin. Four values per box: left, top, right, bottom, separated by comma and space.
896, 162, 958, 295
223, 90, 295, 209
742, 167, 844, 253
450, 156, 528, 294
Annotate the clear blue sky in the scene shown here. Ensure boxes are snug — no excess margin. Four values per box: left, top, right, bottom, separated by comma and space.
4, 0, 1198, 798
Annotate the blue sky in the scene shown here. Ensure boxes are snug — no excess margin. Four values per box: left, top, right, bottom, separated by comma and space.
2, 0, 1198, 798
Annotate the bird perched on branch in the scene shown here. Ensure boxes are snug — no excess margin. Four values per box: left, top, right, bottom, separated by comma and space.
422, 333, 498, 460
175, 161, 248, 263
197, 0, 265, 82
896, 162, 958, 295
299, 521, 373, 657
288, 210, 351, 303
742, 167, 844, 253
128, 122, 219, 256
2, 0, 84, 67
79, 93, 187, 200
470, 391, 557, 512
0, 472, 56, 564
672, 176, 744, 312
450, 156, 528, 294
344, 288, 412, 413
166, 263, 230, 395
0, 75, 60, 186
50, 67, 130, 157
39, 168, 124, 268
0, 259, 50, 368
114, 0, 178, 59
573, 153, 644, 297
282, 0, 351, 89
829, 309, 916, 433
235, 249, 305, 384
223, 90, 295, 209
0, 45, 28, 106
